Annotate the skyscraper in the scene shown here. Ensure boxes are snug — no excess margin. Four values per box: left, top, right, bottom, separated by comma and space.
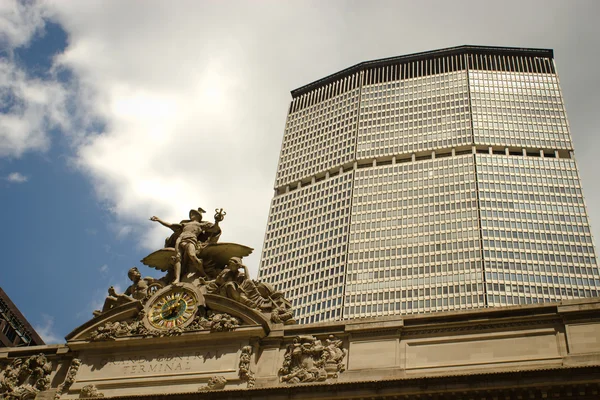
258, 46, 599, 325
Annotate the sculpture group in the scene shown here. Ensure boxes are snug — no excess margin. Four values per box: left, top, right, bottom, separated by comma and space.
0, 354, 52, 399
279, 335, 347, 384
93, 207, 296, 334
0, 207, 347, 398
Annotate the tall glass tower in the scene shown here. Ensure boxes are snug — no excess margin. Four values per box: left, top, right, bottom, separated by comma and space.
258, 46, 599, 325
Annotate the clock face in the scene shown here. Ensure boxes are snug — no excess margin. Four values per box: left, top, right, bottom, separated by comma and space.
148, 288, 197, 330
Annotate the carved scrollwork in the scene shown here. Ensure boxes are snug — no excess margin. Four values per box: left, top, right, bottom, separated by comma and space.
278, 335, 347, 384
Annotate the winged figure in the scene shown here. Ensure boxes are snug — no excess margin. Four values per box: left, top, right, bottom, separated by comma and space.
141, 242, 254, 280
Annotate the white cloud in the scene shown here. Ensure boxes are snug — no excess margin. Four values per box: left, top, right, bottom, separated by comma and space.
33, 313, 62, 344
37, 1, 306, 275
99, 264, 108, 273
6, 172, 28, 183
0, 0, 46, 49
2, 0, 600, 281
0, 57, 69, 158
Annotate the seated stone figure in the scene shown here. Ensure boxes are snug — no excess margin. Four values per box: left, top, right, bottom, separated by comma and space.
93, 267, 161, 316
204, 257, 256, 308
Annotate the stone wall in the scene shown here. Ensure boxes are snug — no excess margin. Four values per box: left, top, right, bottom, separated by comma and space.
2, 298, 600, 399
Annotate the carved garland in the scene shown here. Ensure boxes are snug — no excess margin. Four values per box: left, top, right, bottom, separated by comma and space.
55, 358, 82, 399
238, 345, 255, 388
88, 310, 242, 341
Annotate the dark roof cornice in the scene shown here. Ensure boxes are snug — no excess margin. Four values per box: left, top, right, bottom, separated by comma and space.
291, 45, 554, 98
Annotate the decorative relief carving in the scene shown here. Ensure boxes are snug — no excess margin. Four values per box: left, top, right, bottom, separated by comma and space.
238, 346, 255, 388
88, 309, 242, 341
270, 303, 296, 325
0, 353, 52, 399
198, 376, 227, 391
55, 358, 81, 399
324, 335, 347, 377
279, 335, 347, 384
187, 310, 242, 333
88, 316, 150, 341
79, 384, 104, 398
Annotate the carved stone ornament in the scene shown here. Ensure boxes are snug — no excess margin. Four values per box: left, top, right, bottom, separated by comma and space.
279, 335, 347, 384
198, 375, 227, 391
55, 358, 81, 399
80, 206, 295, 342
88, 307, 242, 341
238, 345, 255, 388
79, 384, 104, 398
0, 353, 52, 399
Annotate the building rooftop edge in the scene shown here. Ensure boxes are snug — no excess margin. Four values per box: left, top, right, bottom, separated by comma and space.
291, 45, 554, 98
0, 287, 45, 345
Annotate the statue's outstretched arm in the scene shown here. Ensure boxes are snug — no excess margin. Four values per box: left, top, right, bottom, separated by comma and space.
150, 216, 177, 231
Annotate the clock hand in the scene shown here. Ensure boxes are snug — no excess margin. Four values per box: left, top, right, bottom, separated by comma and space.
163, 302, 181, 318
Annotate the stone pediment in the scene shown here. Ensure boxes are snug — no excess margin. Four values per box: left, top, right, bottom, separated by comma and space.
65, 301, 143, 342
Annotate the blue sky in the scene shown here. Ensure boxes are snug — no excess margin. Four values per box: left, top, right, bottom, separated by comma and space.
1, 0, 600, 344
2, 19, 144, 342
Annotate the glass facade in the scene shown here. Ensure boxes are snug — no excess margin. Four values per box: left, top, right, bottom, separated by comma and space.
261, 171, 352, 324
275, 74, 360, 189
259, 46, 600, 324
478, 154, 599, 305
345, 155, 485, 317
358, 71, 471, 158
470, 70, 572, 149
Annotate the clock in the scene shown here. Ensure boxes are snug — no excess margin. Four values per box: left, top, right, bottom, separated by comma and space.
144, 283, 204, 330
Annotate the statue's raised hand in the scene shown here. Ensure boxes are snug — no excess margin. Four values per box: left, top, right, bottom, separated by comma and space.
150, 216, 159, 222
214, 208, 226, 222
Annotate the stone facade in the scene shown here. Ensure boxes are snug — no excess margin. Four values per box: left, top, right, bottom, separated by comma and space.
2, 298, 600, 399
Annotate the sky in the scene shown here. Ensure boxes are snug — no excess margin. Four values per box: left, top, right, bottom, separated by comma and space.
1, 0, 599, 344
